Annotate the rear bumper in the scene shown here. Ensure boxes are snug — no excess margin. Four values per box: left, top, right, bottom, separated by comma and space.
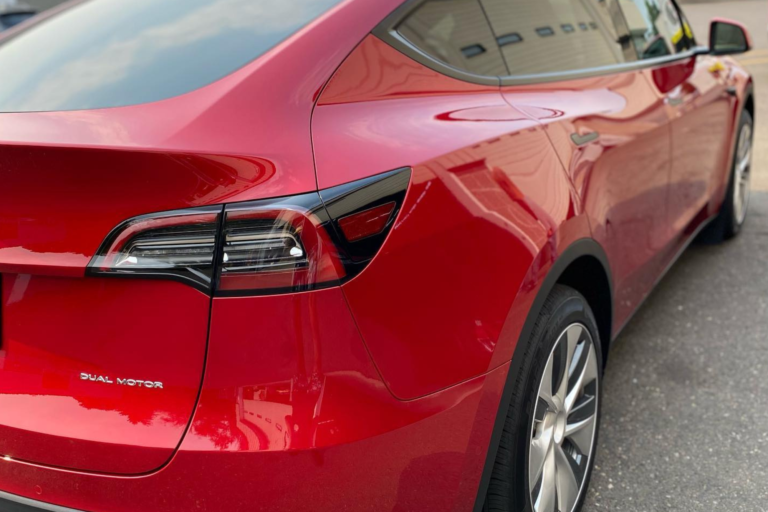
0, 285, 509, 512
0, 362, 508, 512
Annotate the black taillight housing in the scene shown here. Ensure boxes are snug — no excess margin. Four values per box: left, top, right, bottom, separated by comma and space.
87, 168, 410, 295
87, 206, 223, 291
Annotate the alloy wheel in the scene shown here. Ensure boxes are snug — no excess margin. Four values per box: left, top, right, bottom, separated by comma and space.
734, 121, 752, 226
528, 323, 599, 512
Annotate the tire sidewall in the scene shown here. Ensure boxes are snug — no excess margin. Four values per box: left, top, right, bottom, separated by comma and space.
518, 292, 604, 512
726, 109, 754, 237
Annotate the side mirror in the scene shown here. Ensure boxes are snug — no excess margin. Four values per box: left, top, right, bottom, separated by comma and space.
709, 18, 752, 55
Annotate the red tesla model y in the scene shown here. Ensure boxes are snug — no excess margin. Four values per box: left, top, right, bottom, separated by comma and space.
0, 0, 754, 510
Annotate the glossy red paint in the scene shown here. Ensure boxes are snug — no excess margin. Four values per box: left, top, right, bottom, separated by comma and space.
0, 0, 405, 479
0, 148, 276, 277
0, 359, 507, 512
500, 67, 678, 330
500, 54, 741, 331
0, 275, 209, 474
0, 0, 403, 278
0, 1, 755, 512
314, 35, 586, 399
665, 55, 734, 241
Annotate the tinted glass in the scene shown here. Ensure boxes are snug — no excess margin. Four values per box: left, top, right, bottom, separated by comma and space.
0, 0, 343, 112
480, 0, 634, 76
0, 12, 35, 29
712, 22, 747, 53
397, 0, 508, 77
679, 11, 696, 46
618, 0, 691, 59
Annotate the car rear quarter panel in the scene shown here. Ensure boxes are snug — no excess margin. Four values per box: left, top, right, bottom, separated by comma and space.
312, 35, 591, 399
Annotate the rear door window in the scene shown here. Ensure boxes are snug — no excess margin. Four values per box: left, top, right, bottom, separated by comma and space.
397, 0, 509, 77
0, 0, 344, 112
480, 0, 635, 76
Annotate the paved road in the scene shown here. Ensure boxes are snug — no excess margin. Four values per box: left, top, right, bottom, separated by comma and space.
584, 2, 768, 510
584, 197, 768, 512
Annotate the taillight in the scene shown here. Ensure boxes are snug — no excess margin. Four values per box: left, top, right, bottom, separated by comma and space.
87, 206, 223, 291
217, 193, 346, 295
87, 168, 410, 295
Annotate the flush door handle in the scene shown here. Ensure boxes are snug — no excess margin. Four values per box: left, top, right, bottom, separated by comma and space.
571, 131, 599, 146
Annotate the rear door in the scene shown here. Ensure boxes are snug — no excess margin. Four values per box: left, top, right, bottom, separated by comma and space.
482, 0, 677, 326
655, 5, 734, 236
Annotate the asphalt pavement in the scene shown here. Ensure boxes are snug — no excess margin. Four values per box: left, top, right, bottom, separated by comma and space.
584, 2, 768, 510
583, 192, 768, 511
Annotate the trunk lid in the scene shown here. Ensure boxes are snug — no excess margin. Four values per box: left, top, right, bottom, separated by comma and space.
0, 103, 317, 474
0, 0, 389, 475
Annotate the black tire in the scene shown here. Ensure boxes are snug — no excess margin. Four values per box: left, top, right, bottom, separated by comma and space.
484, 285, 603, 512
698, 108, 753, 243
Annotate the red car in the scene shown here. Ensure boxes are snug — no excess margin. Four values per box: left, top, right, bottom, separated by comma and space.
0, 0, 754, 511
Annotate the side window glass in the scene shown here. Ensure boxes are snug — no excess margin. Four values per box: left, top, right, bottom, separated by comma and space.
619, 0, 692, 59
397, 0, 509, 77
480, 0, 634, 76
680, 12, 697, 46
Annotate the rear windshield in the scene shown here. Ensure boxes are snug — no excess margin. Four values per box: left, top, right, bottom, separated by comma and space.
0, 0, 344, 112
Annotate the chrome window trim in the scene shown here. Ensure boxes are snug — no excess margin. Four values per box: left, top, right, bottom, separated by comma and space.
498, 48, 705, 86
374, 0, 708, 87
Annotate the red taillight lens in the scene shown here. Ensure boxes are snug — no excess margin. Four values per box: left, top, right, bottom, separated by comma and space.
337, 202, 396, 242
217, 194, 346, 295
87, 168, 411, 295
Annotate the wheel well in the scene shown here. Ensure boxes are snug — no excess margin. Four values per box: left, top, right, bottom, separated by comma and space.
745, 93, 755, 122
557, 256, 612, 365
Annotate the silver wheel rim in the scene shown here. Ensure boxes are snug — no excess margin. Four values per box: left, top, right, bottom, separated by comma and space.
528, 323, 599, 512
734, 121, 752, 226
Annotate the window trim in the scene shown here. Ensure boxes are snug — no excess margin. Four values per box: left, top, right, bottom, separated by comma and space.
669, 0, 698, 47
375, 0, 706, 87
372, 0, 501, 86
498, 48, 703, 86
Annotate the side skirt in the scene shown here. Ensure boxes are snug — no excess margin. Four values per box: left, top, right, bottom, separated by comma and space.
0, 489, 86, 512
611, 212, 716, 340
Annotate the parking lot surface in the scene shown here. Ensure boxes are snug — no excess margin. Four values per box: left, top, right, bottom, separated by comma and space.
585, 3, 768, 506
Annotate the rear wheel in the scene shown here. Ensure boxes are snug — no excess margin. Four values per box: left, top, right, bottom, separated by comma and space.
485, 285, 602, 512
699, 108, 753, 242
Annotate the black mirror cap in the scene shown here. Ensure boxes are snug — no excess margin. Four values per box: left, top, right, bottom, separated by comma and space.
709, 18, 752, 56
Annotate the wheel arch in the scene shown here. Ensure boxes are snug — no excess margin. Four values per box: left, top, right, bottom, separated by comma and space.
556, 251, 613, 366
743, 82, 754, 123
473, 237, 613, 512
